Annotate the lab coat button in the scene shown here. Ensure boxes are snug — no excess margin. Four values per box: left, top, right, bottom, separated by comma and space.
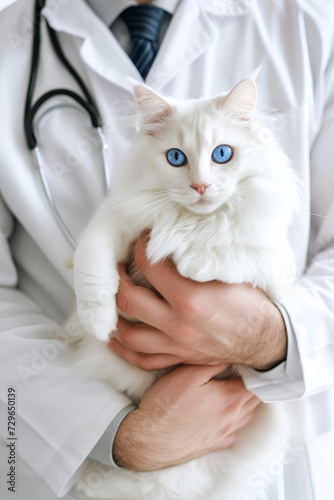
64, 256, 74, 269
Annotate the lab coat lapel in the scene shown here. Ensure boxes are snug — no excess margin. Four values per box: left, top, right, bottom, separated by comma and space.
43, 0, 141, 93
0, 0, 17, 11
146, 0, 219, 89
43, 0, 251, 93
146, 0, 251, 90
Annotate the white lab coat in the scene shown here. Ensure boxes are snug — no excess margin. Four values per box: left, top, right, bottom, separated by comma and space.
0, 0, 334, 499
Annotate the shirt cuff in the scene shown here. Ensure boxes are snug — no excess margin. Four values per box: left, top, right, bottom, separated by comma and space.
241, 301, 305, 402
88, 404, 137, 468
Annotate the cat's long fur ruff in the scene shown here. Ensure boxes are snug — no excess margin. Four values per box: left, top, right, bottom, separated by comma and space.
58, 76, 300, 499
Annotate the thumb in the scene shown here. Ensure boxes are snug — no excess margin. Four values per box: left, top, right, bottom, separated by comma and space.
176, 364, 229, 385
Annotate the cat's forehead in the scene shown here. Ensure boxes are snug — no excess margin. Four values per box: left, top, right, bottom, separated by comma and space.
168, 98, 241, 150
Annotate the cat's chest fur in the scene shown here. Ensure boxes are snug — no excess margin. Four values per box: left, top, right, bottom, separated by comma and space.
147, 206, 234, 260
125, 202, 290, 300
129, 203, 264, 286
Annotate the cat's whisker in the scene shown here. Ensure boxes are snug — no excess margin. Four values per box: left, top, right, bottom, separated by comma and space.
229, 197, 257, 216
95, 191, 171, 224
125, 198, 176, 235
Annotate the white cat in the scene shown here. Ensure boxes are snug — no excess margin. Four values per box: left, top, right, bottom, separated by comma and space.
66, 75, 299, 500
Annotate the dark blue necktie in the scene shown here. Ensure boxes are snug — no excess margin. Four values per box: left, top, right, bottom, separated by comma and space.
121, 5, 165, 80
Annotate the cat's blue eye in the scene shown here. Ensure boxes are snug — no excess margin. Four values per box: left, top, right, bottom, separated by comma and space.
166, 148, 187, 167
212, 145, 233, 164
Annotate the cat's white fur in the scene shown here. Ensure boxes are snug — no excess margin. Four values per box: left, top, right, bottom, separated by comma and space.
63, 76, 299, 499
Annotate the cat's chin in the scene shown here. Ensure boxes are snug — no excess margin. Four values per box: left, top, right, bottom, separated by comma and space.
185, 199, 221, 215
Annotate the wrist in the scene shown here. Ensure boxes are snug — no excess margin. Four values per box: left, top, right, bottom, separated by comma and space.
113, 409, 158, 471
89, 404, 137, 467
113, 409, 139, 469
254, 300, 287, 371
235, 293, 287, 371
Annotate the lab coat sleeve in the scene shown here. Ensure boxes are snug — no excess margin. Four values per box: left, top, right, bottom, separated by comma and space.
89, 403, 137, 467
242, 55, 334, 403
0, 198, 134, 497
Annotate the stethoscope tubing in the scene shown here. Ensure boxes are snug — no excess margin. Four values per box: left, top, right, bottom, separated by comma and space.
25, 0, 110, 248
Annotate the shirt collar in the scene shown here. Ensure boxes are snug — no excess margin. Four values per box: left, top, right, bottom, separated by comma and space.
0, 0, 250, 17
85, 0, 180, 27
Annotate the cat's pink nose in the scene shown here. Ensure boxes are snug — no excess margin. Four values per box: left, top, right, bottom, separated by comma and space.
190, 183, 211, 195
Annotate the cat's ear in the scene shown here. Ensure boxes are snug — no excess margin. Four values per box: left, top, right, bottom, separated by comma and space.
133, 83, 173, 128
220, 78, 257, 119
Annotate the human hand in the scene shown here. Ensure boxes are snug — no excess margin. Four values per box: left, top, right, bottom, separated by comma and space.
109, 234, 287, 371
113, 364, 260, 470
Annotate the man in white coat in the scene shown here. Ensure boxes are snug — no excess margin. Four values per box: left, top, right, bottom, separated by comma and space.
0, 0, 334, 499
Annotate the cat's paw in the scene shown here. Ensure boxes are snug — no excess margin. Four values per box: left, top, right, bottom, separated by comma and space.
176, 252, 217, 282
74, 239, 121, 341
77, 294, 118, 341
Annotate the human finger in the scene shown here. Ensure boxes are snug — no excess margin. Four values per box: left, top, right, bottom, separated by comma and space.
207, 432, 238, 453
198, 407, 258, 455
134, 233, 196, 308
169, 363, 230, 385
230, 409, 257, 434
241, 395, 261, 415
214, 377, 256, 405
108, 338, 183, 371
116, 264, 172, 330
112, 316, 185, 356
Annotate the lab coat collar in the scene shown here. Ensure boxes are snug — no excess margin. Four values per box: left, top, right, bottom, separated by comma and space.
42, 0, 251, 92
43, 0, 94, 39
0, 0, 250, 15
0, 0, 17, 11
198, 0, 251, 16
147, 0, 219, 89
146, 0, 251, 89
43, 0, 140, 92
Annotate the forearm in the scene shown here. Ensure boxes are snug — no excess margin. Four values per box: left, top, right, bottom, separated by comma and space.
233, 293, 287, 371
242, 244, 334, 401
111, 365, 260, 472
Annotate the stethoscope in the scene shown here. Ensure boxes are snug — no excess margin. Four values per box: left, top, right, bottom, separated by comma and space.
24, 0, 111, 248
